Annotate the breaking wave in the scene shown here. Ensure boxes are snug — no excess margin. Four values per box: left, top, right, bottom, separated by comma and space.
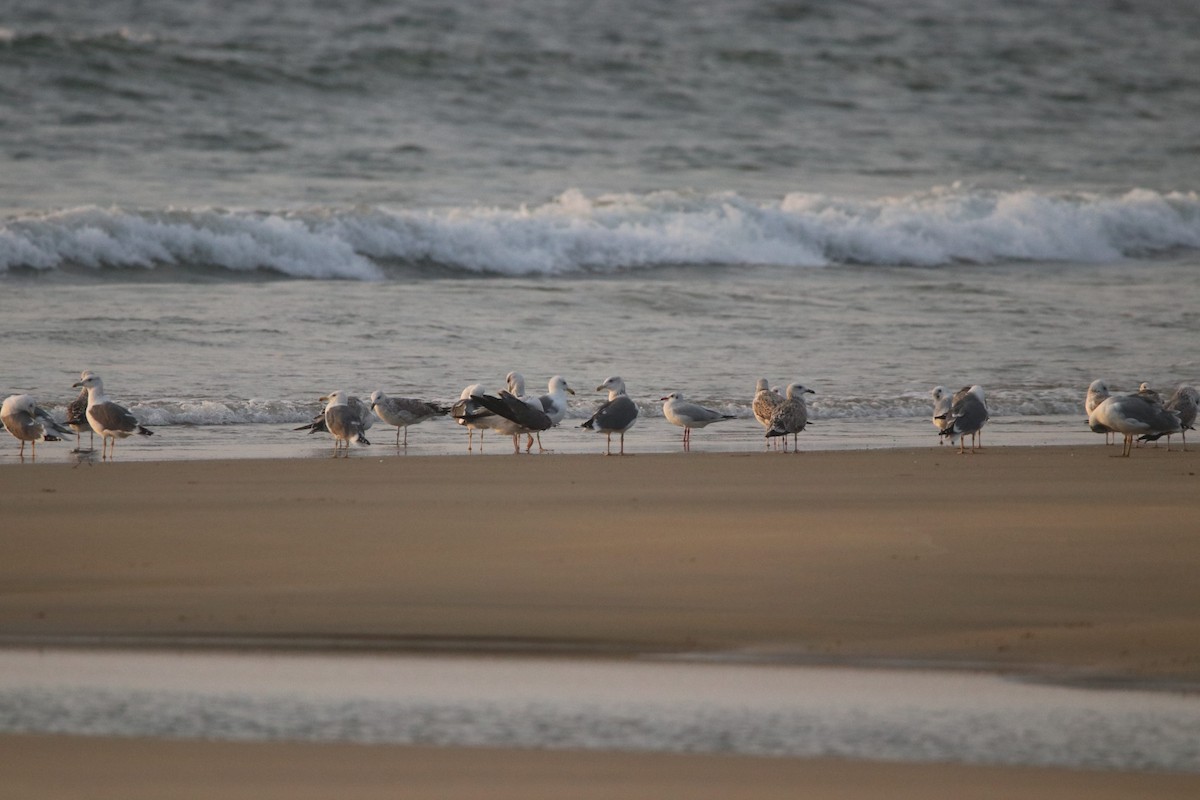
3, 186, 1198, 280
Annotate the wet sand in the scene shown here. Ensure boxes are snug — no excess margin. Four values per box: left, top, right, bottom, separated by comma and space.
2, 446, 1199, 796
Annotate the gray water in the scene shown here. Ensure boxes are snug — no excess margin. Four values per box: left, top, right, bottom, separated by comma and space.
2, 0, 1199, 460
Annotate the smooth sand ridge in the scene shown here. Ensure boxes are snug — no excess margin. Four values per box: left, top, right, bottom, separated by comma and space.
2, 446, 1198, 681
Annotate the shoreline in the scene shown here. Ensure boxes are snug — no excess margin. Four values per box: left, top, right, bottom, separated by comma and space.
5, 445, 1199, 797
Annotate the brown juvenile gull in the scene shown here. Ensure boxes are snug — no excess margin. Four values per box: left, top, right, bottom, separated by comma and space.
1138, 385, 1198, 451
765, 382, 815, 453
581, 376, 639, 456
2, 394, 74, 458
66, 370, 96, 451
1089, 392, 1181, 457
753, 378, 784, 449
661, 391, 735, 451
1085, 379, 1114, 445
71, 373, 154, 460
320, 390, 371, 456
369, 390, 447, 447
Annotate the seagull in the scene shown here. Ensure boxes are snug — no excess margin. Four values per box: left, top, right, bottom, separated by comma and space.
937, 385, 989, 454
661, 392, 735, 450
66, 370, 96, 451
539, 375, 575, 425
320, 390, 370, 456
504, 372, 556, 453
71, 374, 154, 460
1085, 379, 1114, 445
469, 389, 553, 453
753, 378, 784, 449
1138, 385, 1198, 451
451, 383, 502, 451
931, 386, 953, 444
1089, 392, 1181, 457
581, 376, 638, 456
1137, 382, 1162, 404
765, 383, 815, 452
368, 390, 447, 447
296, 394, 374, 436
2, 394, 74, 458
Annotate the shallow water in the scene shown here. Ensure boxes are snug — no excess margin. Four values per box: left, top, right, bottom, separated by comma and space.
1, 649, 1197, 771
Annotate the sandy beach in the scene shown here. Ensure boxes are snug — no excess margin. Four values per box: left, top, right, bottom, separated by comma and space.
2, 445, 1199, 797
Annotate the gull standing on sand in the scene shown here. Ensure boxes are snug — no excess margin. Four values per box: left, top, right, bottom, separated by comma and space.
661, 391, 735, 450
1138, 385, 1198, 451
582, 376, 638, 455
753, 378, 784, 448
321, 390, 371, 456
503, 372, 556, 453
368, 390, 447, 447
66, 370, 96, 451
72, 374, 154, 460
1085, 379, 1114, 445
534, 375, 576, 452
765, 383, 815, 452
937, 385, 989, 454
1089, 391, 1181, 457
2, 394, 75, 458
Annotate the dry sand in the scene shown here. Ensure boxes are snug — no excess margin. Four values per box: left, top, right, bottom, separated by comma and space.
2, 445, 1199, 797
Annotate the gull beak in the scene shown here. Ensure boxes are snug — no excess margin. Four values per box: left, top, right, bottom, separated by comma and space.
318, 395, 329, 403
71, 381, 82, 388
595, 385, 606, 392
806, 389, 816, 394
566, 387, 575, 395
660, 396, 670, 401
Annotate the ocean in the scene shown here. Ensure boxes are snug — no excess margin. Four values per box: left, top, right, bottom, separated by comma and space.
3, 0, 1199, 461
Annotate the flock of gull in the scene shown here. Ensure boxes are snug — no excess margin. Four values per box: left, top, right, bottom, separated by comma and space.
2, 370, 1196, 460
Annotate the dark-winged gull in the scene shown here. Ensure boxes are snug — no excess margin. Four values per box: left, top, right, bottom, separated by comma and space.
503, 372, 556, 453
581, 376, 638, 455
937, 385, 989, 454
765, 383, 815, 452
533, 375, 576, 453
451, 383, 503, 451
1085, 379, 1114, 445
1138, 385, 1198, 451
2, 394, 74, 458
752, 378, 784, 449
368, 390, 447, 447
1089, 392, 1181, 457
661, 391, 735, 450
66, 370, 95, 451
470, 389, 553, 453
296, 394, 374, 436
320, 390, 371, 456
71, 374, 154, 460
931, 386, 953, 444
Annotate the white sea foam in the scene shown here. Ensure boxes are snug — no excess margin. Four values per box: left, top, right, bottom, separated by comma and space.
3, 187, 1198, 279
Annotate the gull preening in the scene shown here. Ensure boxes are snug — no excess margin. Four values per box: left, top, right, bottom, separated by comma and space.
765, 382, 815, 452
1137, 385, 1197, 451
469, 387, 553, 454
931, 386, 953, 444
368, 390, 447, 447
661, 391, 735, 450
1088, 391, 1181, 457
582, 376, 638, 455
320, 390, 371, 456
71, 373, 154, 460
937, 385, 989, 454
451, 383, 502, 451
2, 394, 75, 458
1085, 379, 1114, 445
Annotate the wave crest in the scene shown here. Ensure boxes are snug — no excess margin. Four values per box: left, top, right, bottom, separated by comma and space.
3, 186, 1198, 279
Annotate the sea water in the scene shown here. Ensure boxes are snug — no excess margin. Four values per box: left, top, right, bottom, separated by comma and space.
2, 0, 1199, 461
